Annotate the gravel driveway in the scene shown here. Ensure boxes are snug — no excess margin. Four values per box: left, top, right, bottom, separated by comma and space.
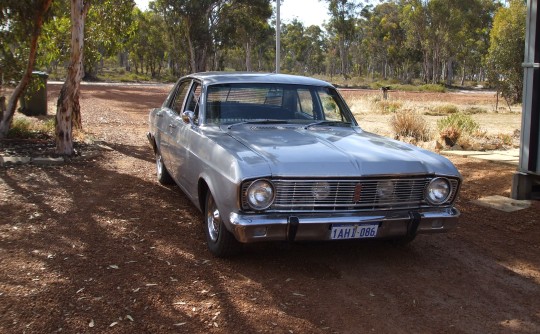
1, 83, 539, 333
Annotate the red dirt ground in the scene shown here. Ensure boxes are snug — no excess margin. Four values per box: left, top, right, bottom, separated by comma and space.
1, 83, 539, 333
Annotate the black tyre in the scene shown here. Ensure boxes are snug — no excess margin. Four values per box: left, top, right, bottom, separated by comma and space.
204, 191, 241, 257
156, 151, 174, 185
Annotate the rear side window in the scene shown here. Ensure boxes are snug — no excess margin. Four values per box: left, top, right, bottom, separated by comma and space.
171, 81, 191, 115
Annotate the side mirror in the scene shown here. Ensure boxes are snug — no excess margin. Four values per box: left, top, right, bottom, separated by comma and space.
182, 110, 195, 125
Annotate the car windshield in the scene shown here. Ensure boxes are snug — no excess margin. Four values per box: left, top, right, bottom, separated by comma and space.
205, 83, 354, 126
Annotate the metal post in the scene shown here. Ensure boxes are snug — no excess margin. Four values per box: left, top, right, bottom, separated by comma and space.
276, 0, 281, 74
512, 0, 540, 199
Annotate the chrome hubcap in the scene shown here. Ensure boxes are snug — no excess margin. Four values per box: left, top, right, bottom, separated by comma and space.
156, 153, 163, 177
207, 196, 220, 242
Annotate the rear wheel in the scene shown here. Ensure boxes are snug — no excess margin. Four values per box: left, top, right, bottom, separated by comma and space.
156, 151, 174, 185
204, 191, 241, 257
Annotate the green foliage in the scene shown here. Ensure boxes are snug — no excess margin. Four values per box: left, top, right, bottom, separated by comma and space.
7, 116, 54, 139
4, 0, 507, 88
418, 84, 446, 93
426, 104, 459, 116
1, 0, 54, 86
7, 118, 32, 138
485, 0, 526, 104
390, 111, 432, 142
437, 113, 480, 146
463, 107, 488, 115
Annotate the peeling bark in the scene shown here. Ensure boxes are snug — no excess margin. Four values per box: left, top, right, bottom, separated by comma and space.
55, 0, 89, 155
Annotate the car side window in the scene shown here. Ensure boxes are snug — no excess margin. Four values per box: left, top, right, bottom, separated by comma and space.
171, 81, 191, 115
318, 90, 343, 122
297, 89, 315, 119
185, 82, 202, 124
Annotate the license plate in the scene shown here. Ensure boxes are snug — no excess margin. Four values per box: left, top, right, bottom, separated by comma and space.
330, 224, 378, 240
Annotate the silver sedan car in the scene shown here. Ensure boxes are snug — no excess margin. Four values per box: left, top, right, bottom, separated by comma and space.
147, 72, 461, 257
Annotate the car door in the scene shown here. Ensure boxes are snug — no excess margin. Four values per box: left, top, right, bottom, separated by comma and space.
167, 81, 202, 193
160, 80, 191, 180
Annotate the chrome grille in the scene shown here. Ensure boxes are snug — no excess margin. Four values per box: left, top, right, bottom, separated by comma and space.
241, 177, 459, 212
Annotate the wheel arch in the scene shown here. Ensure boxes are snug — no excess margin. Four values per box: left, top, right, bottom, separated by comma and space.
198, 178, 210, 212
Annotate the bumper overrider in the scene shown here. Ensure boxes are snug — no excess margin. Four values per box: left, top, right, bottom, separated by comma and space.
228, 207, 460, 243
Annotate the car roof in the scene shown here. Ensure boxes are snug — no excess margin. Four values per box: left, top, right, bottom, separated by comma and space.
183, 72, 334, 87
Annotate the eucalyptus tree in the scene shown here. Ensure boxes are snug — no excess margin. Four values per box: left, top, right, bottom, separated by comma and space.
325, 0, 361, 78
364, 1, 406, 79
127, 9, 168, 77
55, 0, 135, 155
154, 0, 272, 73
281, 20, 310, 73
218, 0, 272, 71
83, 0, 136, 78
485, 0, 526, 104
0, 0, 53, 138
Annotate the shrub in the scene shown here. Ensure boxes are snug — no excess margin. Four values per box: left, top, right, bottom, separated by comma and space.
464, 107, 488, 115
437, 113, 480, 146
425, 104, 460, 116
418, 84, 446, 93
373, 100, 403, 114
390, 111, 432, 142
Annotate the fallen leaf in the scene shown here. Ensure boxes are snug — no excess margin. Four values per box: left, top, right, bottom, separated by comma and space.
126, 315, 134, 322
89, 319, 94, 328
108, 265, 119, 270
293, 292, 305, 297
174, 322, 186, 326
109, 322, 118, 327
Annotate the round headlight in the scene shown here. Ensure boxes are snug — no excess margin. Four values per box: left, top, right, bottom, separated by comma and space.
425, 177, 451, 205
312, 182, 331, 200
246, 179, 274, 210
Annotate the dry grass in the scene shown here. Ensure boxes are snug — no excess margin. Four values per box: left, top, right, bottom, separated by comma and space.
390, 111, 432, 143
342, 89, 522, 150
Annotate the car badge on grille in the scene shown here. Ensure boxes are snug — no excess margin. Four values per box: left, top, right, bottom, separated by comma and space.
353, 183, 362, 202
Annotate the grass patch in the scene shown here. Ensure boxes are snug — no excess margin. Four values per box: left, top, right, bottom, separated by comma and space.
7, 116, 55, 139
372, 100, 403, 114
425, 104, 460, 116
418, 84, 446, 93
463, 107, 488, 115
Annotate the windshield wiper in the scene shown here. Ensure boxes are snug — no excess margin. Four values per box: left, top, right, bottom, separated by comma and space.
227, 119, 290, 129
304, 120, 351, 129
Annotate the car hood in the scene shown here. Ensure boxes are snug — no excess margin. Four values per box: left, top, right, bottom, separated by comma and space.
224, 125, 459, 177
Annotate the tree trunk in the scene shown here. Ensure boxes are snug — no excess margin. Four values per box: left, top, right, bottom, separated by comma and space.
0, 0, 52, 138
55, 0, 89, 155
245, 40, 252, 71
460, 63, 466, 86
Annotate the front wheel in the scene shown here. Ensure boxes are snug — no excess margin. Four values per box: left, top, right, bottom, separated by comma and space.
204, 191, 241, 257
156, 151, 174, 185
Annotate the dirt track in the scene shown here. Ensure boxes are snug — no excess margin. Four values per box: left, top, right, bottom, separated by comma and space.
1, 84, 539, 333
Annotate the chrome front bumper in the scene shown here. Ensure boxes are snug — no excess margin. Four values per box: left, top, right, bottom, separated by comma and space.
228, 207, 460, 243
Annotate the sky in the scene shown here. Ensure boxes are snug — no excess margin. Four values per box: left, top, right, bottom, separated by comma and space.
133, 0, 330, 27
